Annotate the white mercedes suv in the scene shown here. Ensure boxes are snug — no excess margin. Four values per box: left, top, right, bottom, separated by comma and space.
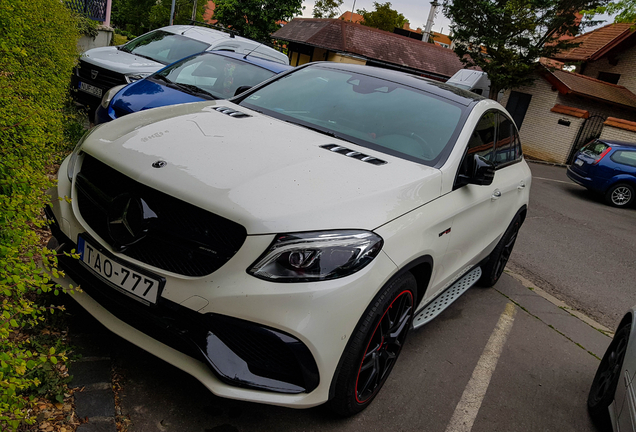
48, 62, 531, 416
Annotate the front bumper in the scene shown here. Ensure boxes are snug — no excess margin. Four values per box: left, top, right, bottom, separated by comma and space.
47, 157, 398, 407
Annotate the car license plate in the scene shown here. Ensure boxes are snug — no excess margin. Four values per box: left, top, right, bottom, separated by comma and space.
78, 81, 102, 98
77, 236, 162, 304
574, 159, 584, 166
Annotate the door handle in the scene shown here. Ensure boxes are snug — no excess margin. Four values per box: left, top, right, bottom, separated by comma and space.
491, 189, 501, 200
518, 181, 526, 190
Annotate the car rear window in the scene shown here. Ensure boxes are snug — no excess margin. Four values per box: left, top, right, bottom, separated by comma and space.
239, 66, 466, 166
610, 150, 636, 168
120, 30, 210, 65
580, 140, 609, 158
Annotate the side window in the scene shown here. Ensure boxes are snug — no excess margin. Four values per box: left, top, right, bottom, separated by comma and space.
458, 111, 496, 178
468, 112, 496, 161
610, 150, 636, 168
494, 114, 521, 166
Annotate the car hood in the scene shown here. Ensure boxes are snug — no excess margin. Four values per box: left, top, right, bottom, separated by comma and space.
112, 79, 205, 115
81, 46, 165, 75
81, 101, 442, 234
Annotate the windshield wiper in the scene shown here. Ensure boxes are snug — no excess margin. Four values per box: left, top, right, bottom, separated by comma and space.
152, 74, 172, 84
130, 52, 162, 63
168, 82, 217, 99
284, 120, 346, 141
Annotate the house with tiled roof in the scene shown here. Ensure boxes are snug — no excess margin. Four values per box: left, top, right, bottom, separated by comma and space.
500, 23, 636, 164
271, 18, 466, 81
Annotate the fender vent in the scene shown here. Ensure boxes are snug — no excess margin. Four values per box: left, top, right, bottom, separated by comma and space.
320, 144, 387, 165
213, 106, 251, 118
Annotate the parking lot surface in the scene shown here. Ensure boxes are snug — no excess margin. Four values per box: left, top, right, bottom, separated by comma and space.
67, 272, 609, 432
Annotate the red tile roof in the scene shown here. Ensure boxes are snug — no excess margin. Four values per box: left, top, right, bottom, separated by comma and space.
339, 11, 364, 24
541, 67, 636, 109
551, 22, 636, 62
272, 18, 467, 79
605, 117, 636, 132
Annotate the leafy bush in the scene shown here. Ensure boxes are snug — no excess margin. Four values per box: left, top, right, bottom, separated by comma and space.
76, 13, 100, 39
0, 0, 83, 429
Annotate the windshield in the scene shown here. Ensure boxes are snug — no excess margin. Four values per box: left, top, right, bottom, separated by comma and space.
120, 30, 210, 65
154, 53, 278, 99
239, 66, 465, 165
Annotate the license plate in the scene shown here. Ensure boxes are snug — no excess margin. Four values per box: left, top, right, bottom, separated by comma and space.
575, 159, 584, 166
78, 81, 102, 98
78, 236, 162, 304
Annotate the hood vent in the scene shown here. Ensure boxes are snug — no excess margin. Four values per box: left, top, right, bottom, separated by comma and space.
320, 144, 387, 166
213, 106, 251, 118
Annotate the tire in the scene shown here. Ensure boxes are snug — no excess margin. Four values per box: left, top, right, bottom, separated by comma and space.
605, 183, 635, 207
478, 216, 520, 288
588, 322, 631, 426
329, 272, 417, 417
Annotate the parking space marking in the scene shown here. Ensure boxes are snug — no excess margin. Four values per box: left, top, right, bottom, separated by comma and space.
533, 176, 574, 185
444, 302, 517, 432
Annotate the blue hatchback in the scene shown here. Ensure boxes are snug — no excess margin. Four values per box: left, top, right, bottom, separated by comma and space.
95, 50, 291, 125
567, 139, 636, 207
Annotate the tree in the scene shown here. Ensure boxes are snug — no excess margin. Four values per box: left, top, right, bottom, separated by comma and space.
313, 0, 343, 18
357, 2, 407, 32
213, 0, 303, 42
443, 0, 606, 100
583, 0, 636, 24
111, 0, 208, 36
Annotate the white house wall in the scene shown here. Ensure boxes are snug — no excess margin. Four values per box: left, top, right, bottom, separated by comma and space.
582, 46, 636, 94
501, 76, 586, 164
600, 125, 636, 142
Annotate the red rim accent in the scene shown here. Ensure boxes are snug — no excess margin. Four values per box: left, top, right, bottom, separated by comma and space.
354, 289, 413, 404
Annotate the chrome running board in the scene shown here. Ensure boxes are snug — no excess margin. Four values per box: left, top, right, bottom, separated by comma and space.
412, 267, 482, 329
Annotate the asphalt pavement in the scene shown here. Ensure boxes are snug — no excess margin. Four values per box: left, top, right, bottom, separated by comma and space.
508, 162, 636, 330
67, 271, 612, 432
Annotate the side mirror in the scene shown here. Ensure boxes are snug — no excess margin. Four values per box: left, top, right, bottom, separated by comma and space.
234, 85, 252, 97
456, 154, 495, 187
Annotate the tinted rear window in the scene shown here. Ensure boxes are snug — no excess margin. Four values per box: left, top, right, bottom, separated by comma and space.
580, 140, 609, 157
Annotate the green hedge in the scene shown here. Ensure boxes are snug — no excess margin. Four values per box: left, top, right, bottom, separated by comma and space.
0, 0, 83, 429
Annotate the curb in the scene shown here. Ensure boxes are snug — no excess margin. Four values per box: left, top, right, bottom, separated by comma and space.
505, 268, 614, 338
68, 313, 118, 432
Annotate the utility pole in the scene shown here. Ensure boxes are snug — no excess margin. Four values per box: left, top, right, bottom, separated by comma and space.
422, 0, 439, 43
191, 0, 198, 21
170, 0, 176, 25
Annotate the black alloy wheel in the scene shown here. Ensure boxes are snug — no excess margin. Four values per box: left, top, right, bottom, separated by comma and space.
588, 321, 631, 426
330, 272, 416, 416
478, 216, 520, 287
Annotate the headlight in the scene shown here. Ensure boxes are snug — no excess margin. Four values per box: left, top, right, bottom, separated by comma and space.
66, 125, 103, 182
124, 72, 151, 83
100, 84, 126, 109
248, 230, 383, 282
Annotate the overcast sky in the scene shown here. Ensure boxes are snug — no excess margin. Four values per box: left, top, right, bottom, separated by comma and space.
300, 0, 616, 35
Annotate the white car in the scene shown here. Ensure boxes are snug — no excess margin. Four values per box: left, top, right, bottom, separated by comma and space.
48, 62, 531, 415
72, 25, 289, 115
588, 308, 636, 430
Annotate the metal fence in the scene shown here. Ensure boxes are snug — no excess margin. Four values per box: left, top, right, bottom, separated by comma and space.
65, 0, 107, 22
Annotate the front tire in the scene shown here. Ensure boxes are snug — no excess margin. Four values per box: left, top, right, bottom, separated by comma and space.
478, 216, 520, 287
588, 321, 631, 426
605, 183, 634, 207
329, 272, 416, 416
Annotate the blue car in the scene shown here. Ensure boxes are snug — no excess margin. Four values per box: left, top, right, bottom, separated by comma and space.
95, 50, 291, 125
567, 139, 636, 207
